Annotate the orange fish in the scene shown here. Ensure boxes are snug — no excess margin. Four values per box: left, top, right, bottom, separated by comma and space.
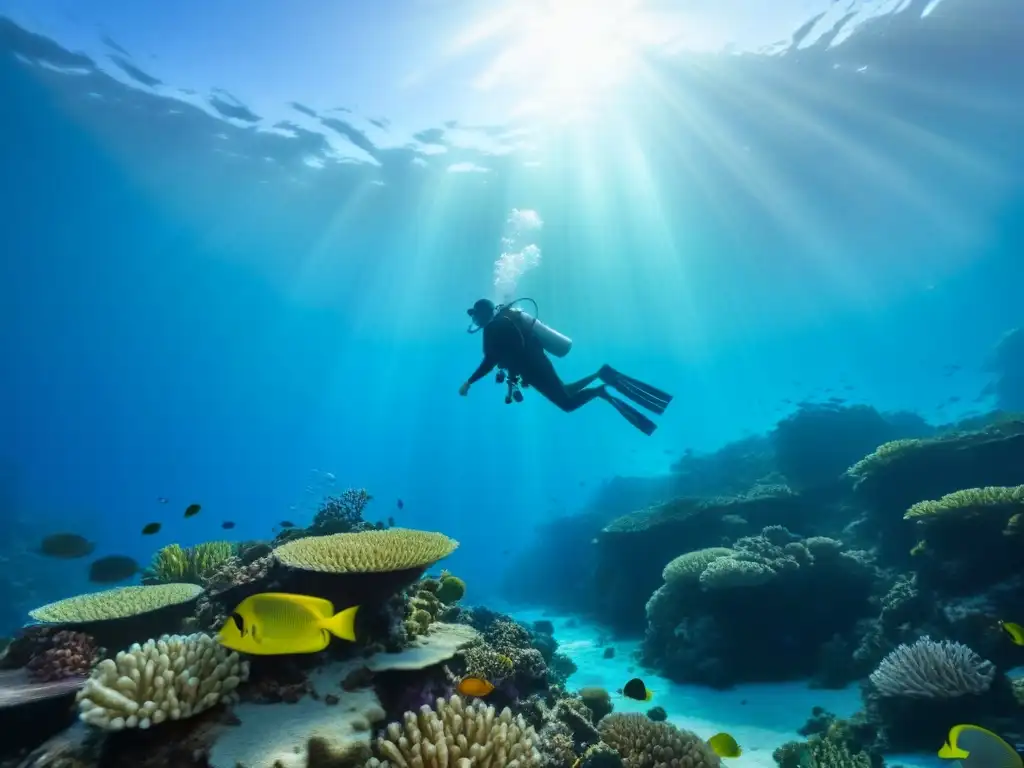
457, 677, 494, 697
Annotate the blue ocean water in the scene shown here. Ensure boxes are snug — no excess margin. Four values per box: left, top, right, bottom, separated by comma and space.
1, 0, 1021, 619
0, 2, 1023, 763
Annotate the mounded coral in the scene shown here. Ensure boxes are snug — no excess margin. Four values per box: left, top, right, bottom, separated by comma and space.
598, 713, 720, 768
367, 694, 541, 768
30, 584, 204, 624
275, 529, 459, 574
76, 633, 248, 730
26, 631, 99, 682
592, 485, 807, 630
436, 572, 466, 604
643, 527, 878, 687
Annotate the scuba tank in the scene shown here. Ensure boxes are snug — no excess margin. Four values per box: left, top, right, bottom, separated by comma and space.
466, 297, 572, 357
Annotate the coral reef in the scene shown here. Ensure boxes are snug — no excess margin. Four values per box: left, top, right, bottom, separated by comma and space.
26, 630, 99, 682
643, 526, 878, 686
76, 633, 248, 730
29, 584, 204, 624
210, 660, 386, 768
367, 694, 541, 768
598, 713, 721, 768
143, 542, 235, 585
593, 485, 808, 629
275, 528, 459, 574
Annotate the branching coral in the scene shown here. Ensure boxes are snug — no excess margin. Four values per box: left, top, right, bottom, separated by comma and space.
598, 713, 720, 768
773, 735, 871, 768
869, 636, 995, 699
76, 633, 248, 730
143, 542, 236, 585
201, 554, 273, 595
367, 694, 541, 768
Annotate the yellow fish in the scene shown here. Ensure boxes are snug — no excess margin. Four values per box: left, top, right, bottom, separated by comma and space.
708, 732, 742, 759
999, 621, 1024, 646
217, 592, 359, 655
938, 724, 1022, 768
457, 677, 495, 697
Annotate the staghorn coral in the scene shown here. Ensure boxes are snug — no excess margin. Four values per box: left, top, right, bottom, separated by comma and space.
26, 631, 100, 682
367, 693, 541, 768
275, 528, 459, 574
598, 713, 720, 768
869, 636, 995, 699
314, 488, 374, 530
144, 542, 236, 585
29, 583, 204, 624
76, 633, 248, 730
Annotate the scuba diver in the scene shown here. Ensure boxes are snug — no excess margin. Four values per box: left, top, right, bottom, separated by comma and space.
459, 298, 673, 435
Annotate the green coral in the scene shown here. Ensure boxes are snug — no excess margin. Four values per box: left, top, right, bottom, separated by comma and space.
904, 485, 1024, 522
436, 572, 466, 603
30, 584, 203, 623
700, 557, 776, 589
846, 439, 923, 480
145, 542, 236, 585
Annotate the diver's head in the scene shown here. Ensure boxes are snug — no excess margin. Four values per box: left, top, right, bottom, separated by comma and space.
467, 298, 496, 328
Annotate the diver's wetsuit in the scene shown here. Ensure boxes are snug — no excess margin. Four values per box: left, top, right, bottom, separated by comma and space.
466, 309, 606, 412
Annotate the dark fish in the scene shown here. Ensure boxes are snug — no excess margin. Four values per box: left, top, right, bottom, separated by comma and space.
621, 677, 653, 701
39, 533, 95, 559
88, 555, 140, 583
157, 497, 169, 504
396, 499, 404, 510
221, 521, 236, 530
184, 503, 202, 518
141, 522, 161, 535
279, 521, 296, 528
387, 516, 395, 527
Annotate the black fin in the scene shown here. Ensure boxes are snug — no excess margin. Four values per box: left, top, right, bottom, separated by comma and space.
599, 365, 673, 414
607, 395, 658, 435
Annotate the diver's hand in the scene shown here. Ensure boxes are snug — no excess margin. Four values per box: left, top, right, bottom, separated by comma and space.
459, 381, 471, 396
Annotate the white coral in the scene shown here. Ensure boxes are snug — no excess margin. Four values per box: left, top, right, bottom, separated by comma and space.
76, 633, 249, 730
368, 694, 540, 768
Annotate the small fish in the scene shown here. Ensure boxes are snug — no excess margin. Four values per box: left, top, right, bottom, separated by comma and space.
38, 533, 95, 559
217, 592, 359, 655
221, 521, 236, 530
999, 621, 1024, 645
184, 503, 202, 518
387, 516, 395, 527
141, 522, 161, 535
938, 724, 1022, 768
397, 499, 404, 510
708, 732, 742, 759
157, 497, 169, 504
620, 678, 653, 702
88, 555, 140, 583
279, 520, 296, 528
457, 677, 494, 697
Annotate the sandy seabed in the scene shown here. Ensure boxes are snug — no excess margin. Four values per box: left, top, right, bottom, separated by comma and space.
506, 607, 941, 768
